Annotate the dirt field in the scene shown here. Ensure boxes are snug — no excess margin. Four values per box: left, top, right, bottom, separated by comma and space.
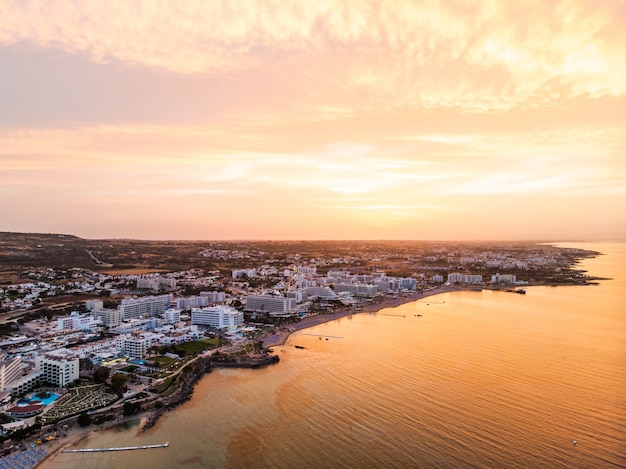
98, 268, 167, 275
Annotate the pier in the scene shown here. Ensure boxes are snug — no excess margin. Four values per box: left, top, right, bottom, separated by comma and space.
62, 442, 169, 453
294, 333, 344, 339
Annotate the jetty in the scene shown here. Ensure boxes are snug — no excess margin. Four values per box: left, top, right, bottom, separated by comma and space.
62, 442, 169, 453
294, 333, 344, 339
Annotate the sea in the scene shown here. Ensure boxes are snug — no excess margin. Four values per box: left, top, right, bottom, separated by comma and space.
42, 242, 625, 468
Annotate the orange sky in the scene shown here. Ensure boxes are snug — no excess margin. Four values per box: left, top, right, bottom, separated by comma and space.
1, 0, 624, 240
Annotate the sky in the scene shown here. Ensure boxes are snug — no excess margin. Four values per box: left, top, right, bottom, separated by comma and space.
1, 0, 625, 241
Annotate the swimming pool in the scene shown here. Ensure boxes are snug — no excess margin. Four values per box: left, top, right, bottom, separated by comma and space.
23, 392, 60, 406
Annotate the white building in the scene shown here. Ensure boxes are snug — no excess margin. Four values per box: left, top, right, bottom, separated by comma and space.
56, 311, 100, 331
286, 289, 306, 303
116, 334, 152, 359
191, 306, 244, 330
35, 353, 79, 387
325, 271, 351, 283
120, 294, 173, 320
3, 371, 42, 395
296, 266, 317, 275
200, 291, 227, 303
137, 276, 177, 291
95, 308, 122, 326
305, 286, 337, 300
0, 355, 23, 391
447, 273, 483, 284
85, 299, 103, 312
397, 278, 417, 290
232, 269, 256, 279
163, 308, 181, 324
491, 273, 517, 284
333, 283, 378, 297
244, 295, 295, 316
175, 296, 209, 310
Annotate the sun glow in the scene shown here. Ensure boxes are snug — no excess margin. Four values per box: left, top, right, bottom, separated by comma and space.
0, 0, 624, 240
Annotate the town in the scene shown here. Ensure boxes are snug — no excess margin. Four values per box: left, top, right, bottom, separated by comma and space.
0, 233, 599, 465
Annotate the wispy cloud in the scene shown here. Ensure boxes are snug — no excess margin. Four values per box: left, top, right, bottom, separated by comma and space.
0, 1, 624, 239
1, 0, 624, 114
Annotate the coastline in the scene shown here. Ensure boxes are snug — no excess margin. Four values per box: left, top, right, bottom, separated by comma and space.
35, 415, 145, 468
36, 285, 465, 468
262, 285, 467, 348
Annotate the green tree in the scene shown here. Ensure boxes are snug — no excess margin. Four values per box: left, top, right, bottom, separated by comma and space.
123, 401, 141, 416
110, 372, 129, 395
79, 358, 94, 372
93, 366, 110, 384
77, 412, 91, 427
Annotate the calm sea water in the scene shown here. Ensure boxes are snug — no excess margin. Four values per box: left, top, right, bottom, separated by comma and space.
44, 242, 626, 468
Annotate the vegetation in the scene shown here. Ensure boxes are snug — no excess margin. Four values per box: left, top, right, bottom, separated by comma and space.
0, 322, 19, 337
110, 373, 129, 395
152, 338, 220, 357
119, 365, 140, 373
77, 412, 91, 427
151, 376, 175, 394
150, 356, 175, 367
93, 366, 111, 384
79, 358, 94, 372
123, 401, 141, 416
0, 422, 42, 443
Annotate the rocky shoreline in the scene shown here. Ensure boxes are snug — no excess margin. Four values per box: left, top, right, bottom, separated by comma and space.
141, 353, 280, 432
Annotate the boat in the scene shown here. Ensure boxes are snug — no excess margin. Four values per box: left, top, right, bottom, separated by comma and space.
515, 288, 526, 294
294, 345, 305, 349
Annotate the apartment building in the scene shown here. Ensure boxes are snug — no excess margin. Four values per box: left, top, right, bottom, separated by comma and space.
136, 276, 177, 291
0, 355, 23, 391
244, 295, 295, 316
191, 305, 243, 330
95, 308, 122, 326
447, 273, 483, 284
491, 273, 517, 284
116, 333, 152, 359
56, 311, 100, 331
163, 308, 181, 324
175, 296, 209, 310
120, 294, 173, 320
34, 353, 79, 387
200, 291, 227, 303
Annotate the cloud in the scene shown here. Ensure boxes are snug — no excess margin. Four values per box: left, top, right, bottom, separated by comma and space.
1, 0, 624, 115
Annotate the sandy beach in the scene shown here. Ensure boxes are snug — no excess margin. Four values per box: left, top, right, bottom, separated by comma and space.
33, 416, 146, 468
33, 286, 462, 468
262, 285, 464, 348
